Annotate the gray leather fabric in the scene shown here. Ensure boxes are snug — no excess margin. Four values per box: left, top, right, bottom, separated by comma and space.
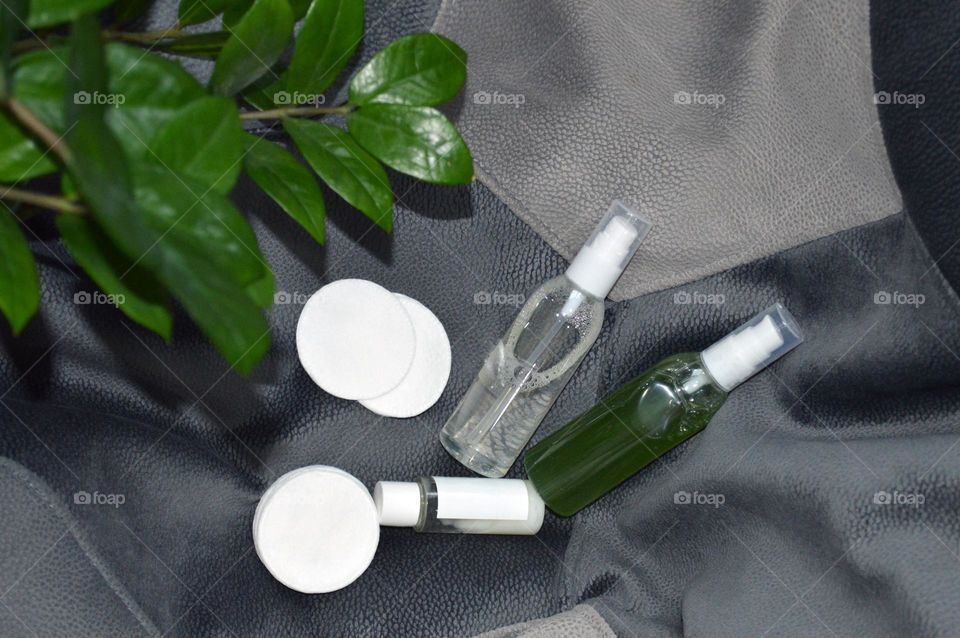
0, 458, 156, 637
2, 0, 960, 637
475, 605, 614, 638
434, 0, 903, 300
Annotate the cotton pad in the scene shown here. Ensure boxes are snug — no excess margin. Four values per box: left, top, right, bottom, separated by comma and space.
253, 466, 379, 593
296, 279, 416, 400
360, 295, 452, 418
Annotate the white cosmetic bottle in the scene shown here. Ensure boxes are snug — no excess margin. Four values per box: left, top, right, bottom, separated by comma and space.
375, 477, 544, 535
439, 201, 652, 477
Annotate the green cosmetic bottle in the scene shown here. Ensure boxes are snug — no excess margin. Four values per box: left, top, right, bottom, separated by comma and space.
524, 304, 803, 516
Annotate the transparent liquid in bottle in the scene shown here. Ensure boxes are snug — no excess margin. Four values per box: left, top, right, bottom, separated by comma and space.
439, 276, 604, 477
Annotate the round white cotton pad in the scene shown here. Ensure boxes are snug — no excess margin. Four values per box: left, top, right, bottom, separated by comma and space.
360, 295, 452, 418
253, 466, 379, 594
296, 279, 416, 400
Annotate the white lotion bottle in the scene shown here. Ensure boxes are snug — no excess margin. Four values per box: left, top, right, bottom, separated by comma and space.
375, 477, 545, 534
439, 201, 652, 477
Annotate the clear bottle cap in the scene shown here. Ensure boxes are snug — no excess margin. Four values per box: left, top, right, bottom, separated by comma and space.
565, 201, 653, 299
700, 304, 804, 391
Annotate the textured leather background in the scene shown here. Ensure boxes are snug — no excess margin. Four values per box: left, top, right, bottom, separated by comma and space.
434, 0, 903, 301
872, 0, 960, 294
476, 605, 614, 638
1, 0, 960, 637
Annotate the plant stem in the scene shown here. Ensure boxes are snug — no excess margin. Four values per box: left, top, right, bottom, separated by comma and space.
102, 27, 185, 45
14, 27, 183, 53
0, 187, 85, 215
239, 105, 352, 121
3, 97, 69, 162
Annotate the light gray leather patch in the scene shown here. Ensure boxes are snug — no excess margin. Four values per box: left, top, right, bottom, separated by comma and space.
474, 604, 616, 638
435, 0, 902, 300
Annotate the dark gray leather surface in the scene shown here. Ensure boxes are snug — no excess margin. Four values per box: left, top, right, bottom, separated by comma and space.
434, 0, 902, 300
2, 0, 960, 637
872, 0, 960, 294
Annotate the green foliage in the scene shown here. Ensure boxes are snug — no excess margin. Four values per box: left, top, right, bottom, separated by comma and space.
349, 33, 467, 107
28, 0, 115, 29
284, 0, 363, 98
0, 0, 471, 374
0, 206, 39, 334
149, 97, 245, 193
0, 112, 56, 181
243, 136, 326, 244
285, 119, 392, 231
348, 105, 472, 185
210, 0, 293, 96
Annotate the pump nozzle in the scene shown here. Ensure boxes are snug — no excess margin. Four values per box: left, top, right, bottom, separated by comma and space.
565, 201, 652, 299
700, 304, 804, 391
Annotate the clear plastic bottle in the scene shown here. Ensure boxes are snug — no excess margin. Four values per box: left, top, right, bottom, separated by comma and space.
440, 201, 652, 477
524, 304, 804, 516
374, 477, 545, 534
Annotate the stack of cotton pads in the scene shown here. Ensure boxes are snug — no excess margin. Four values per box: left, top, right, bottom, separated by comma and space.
296, 279, 451, 418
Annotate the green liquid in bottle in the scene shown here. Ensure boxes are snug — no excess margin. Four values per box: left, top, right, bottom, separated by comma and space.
524, 352, 727, 516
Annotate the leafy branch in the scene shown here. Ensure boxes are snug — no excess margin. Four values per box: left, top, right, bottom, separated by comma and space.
0, 0, 472, 374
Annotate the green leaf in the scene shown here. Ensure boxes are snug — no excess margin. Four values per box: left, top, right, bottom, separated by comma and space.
132, 162, 271, 294
224, 0, 304, 28
94, 159, 273, 371
285, 0, 362, 96
156, 31, 229, 59
149, 96, 244, 194
14, 44, 206, 158
112, 0, 154, 25
0, 0, 27, 95
221, 0, 251, 27
28, 0, 116, 28
349, 33, 467, 107
57, 214, 172, 340
0, 208, 39, 334
348, 105, 472, 185
284, 118, 392, 232
61, 16, 270, 374
178, 0, 238, 27
243, 134, 325, 244
0, 112, 57, 182
289, 0, 310, 19
210, 0, 293, 96
61, 173, 77, 199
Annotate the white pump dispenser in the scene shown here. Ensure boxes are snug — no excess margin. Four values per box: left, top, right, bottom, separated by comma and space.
565, 201, 652, 299
700, 304, 804, 391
